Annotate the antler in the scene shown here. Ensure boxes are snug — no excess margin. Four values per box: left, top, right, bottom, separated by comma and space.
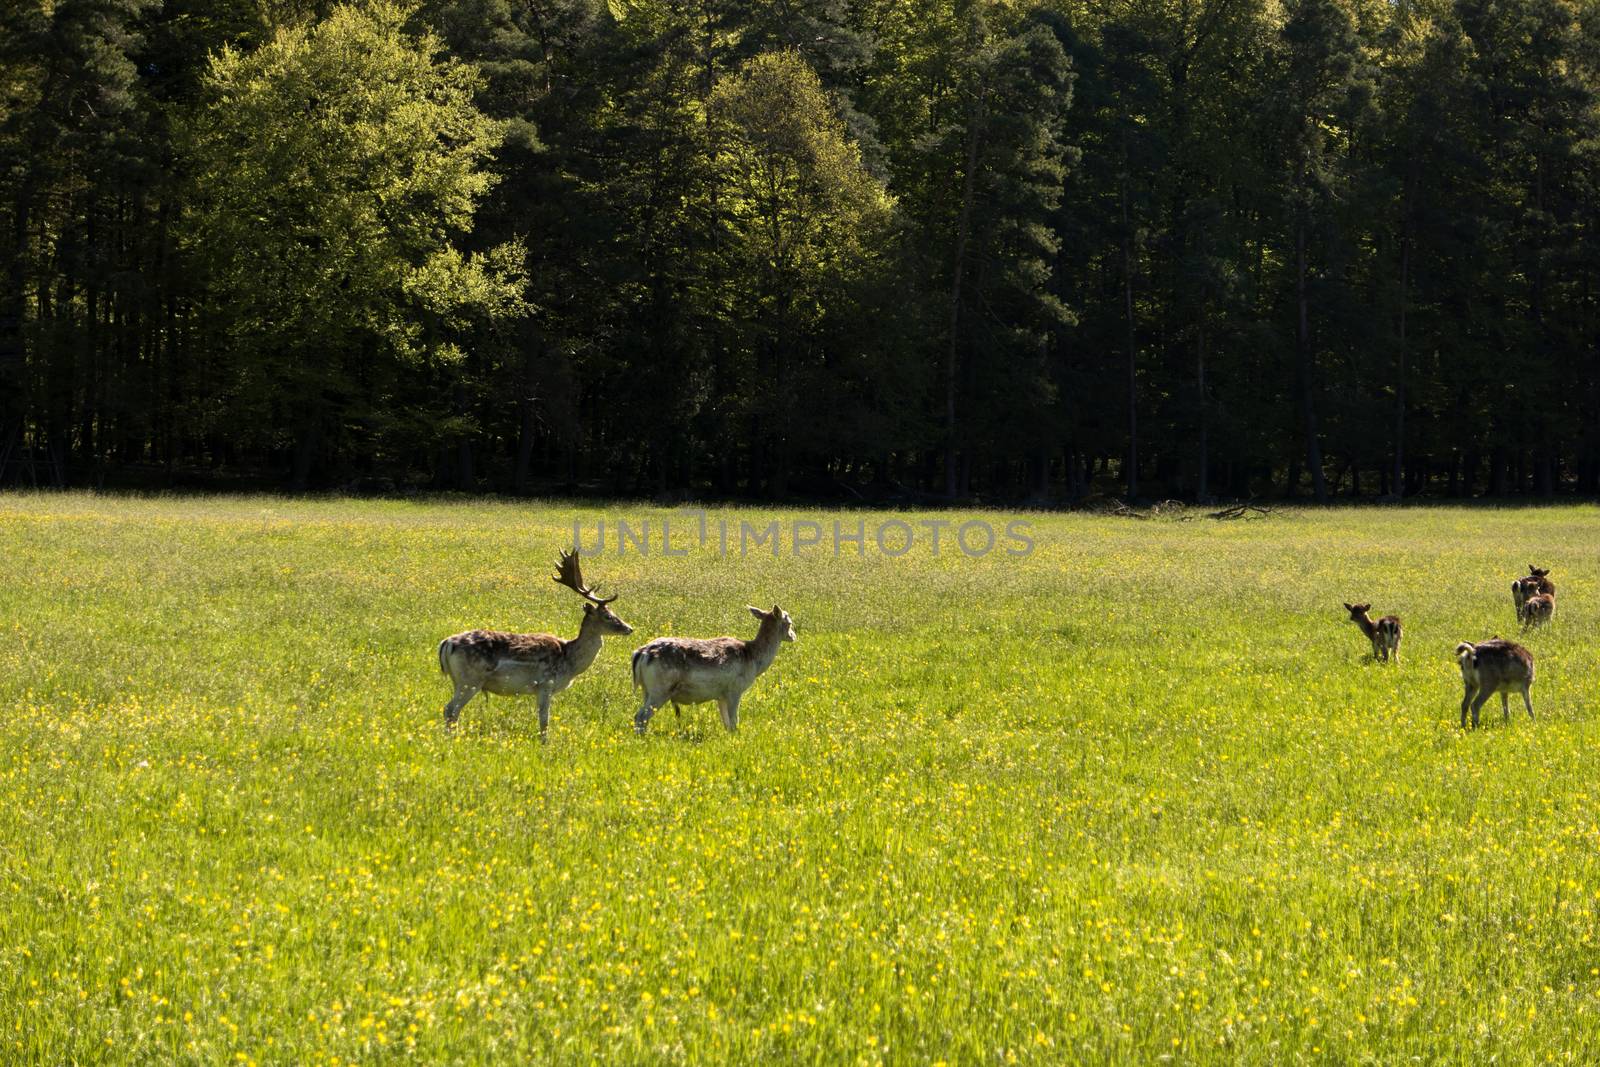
553, 548, 615, 606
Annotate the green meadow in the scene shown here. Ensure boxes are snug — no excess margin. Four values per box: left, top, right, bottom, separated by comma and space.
5, 494, 1600, 1064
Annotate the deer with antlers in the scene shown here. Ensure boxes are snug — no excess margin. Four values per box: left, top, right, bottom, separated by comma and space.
630, 604, 797, 735
1344, 602, 1402, 663
437, 550, 632, 738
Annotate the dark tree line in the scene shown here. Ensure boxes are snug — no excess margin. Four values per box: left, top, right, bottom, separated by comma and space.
4, 0, 1600, 501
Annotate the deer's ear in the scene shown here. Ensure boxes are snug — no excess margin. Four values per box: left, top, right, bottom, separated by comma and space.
747, 605, 766, 619
584, 603, 594, 614
771, 603, 782, 615
1343, 602, 1352, 611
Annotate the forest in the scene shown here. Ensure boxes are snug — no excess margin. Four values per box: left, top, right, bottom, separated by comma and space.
2, 0, 1598, 501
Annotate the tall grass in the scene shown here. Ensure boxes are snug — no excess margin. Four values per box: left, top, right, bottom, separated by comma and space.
3, 494, 1599, 1063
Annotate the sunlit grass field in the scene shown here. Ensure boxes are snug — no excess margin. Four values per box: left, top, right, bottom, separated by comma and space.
4, 494, 1600, 1063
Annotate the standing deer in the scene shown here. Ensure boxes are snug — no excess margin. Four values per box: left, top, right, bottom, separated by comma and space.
631, 604, 797, 735
1522, 592, 1555, 629
1512, 565, 1555, 621
437, 550, 632, 738
1344, 602, 1403, 663
1454, 637, 1535, 728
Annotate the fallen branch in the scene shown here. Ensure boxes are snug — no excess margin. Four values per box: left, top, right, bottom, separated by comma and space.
1207, 503, 1271, 520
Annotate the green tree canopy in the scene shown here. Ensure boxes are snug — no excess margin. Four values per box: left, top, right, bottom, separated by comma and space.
709, 49, 895, 494
8, 0, 1600, 500
181, 0, 525, 485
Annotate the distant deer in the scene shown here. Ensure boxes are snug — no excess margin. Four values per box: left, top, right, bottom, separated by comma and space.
1512, 565, 1555, 621
1344, 602, 1402, 663
1454, 637, 1535, 729
437, 550, 632, 738
1522, 593, 1555, 629
1528, 565, 1555, 596
631, 604, 797, 735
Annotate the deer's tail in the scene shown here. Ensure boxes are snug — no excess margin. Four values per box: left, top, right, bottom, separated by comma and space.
631, 647, 644, 690
1455, 642, 1476, 670
438, 637, 452, 675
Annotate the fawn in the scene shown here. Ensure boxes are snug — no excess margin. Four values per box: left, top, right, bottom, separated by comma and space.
1512, 565, 1555, 622
1344, 602, 1402, 663
1522, 593, 1555, 629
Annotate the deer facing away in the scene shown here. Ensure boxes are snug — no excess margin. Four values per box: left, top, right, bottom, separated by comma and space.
1344, 603, 1402, 663
631, 604, 797, 734
438, 550, 632, 738
1512, 565, 1555, 621
1454, 638, 1534, 729
1522, 593, 1555, 629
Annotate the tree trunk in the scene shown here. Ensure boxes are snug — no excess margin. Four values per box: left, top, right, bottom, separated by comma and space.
514, 340, 539, 492
1393, 197, 1410, 500
1121, 166, 1139, 500
1196, 322, 1208, 502
1295, 212, 1327, 501
945, 88, 985, 500
0, 178, 33, 485
452, 381, 474, 490
1536, 452, 1555, 497
291, 417, 321, 491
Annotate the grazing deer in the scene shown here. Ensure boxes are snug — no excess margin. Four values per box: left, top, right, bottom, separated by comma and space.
1522, 592, 1555, 629
1344, 602, 1402, 663
631, 604, 797, 735
437, 550, 632, 738
1512, 565, 1555, 620
1454, 637, 1534, 729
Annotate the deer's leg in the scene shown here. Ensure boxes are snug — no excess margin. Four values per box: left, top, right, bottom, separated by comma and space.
444, 684, 479, 727
1501, 692, 1511, 722
1469, 688, 1494, 729
635, 695, 662, 735
718, 694, 740, 733
1522, 685, 1534, 720
1391, 631, 1401, 664
537, 687, 553, 741
1461, 686, 1475, 729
